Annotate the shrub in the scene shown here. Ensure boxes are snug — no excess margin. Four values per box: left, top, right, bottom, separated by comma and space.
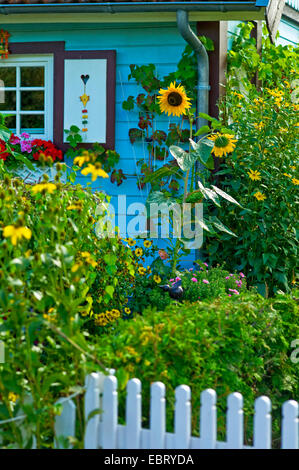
205, 23, 299, 295
0, 168, 134, 447
95, 291, 299, 446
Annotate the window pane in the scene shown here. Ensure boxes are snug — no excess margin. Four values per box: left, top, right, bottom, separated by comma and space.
0, 91, 16, 111
3, 115, 16, 133
0, 67, 16, 87
21, 90, 44, 111
21, 67, 44, 87
21, 114, 44, 135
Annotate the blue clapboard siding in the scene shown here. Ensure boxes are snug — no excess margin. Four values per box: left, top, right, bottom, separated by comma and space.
8, 22, 196, 266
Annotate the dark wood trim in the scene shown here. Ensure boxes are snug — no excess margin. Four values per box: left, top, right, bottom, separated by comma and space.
61, 50, 116, 152
8, 42, 116, 151
196, 21, 227, 174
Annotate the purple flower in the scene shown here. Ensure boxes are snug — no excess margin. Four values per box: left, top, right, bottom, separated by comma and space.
21, 140, 32, 153
191, 277, 198, 283
202, 279, 209, 284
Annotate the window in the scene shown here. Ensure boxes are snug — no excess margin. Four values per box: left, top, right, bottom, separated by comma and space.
0, 55, 53, 139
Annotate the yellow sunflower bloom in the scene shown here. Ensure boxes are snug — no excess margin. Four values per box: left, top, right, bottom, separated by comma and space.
134, 248, 143, 257
143, 240, 152, 248
292, 178, 299, 185
207, 133, 237, 158
248, 169, 261, 181
81, 163, 109, 182
153, 275, 162, 284
127, 238, 136, 247
31, 183, 57, 194
138, 266, 147, 276
3, 225, 32, 246
124, 307, 131, 315
254, 191, 267, 201
157, 81, 191, 117
74, 155, 90, 167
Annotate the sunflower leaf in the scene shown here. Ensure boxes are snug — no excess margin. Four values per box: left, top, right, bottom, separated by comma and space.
198, 180, 221, 207
211, 185, 241, 207
189, 138, 214, 169
169, 145, 198, 171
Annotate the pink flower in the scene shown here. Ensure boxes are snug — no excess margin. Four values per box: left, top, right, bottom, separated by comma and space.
10, 135, 20, 145
189, 268, 193, 272
204, 262, 209, 267
21, 140, 32, 153
236, 280, 242, 285
239, 272, 245, 278
175, 277, 181, 282
228, 294, 232, 297
225, 276, 230, 280
169, 279, 174, 283
21, 132, 30, 139
191, 277, 198, 283
202, 279, 209, 284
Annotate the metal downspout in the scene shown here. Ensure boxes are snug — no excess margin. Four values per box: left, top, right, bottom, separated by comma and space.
176, 9, 210, 135
176, 10, 210, 260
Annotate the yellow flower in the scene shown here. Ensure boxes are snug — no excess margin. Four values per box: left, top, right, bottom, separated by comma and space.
127, 238, 136, 247
31, 183, 57, 194
81, 163, 109, 182
3, 225, 32, 246
283, 173, 292, 178
157, 81, 191, 117
138, 266, 147, 276
8, 392, 18, 403
248, 169, 261, 181
74, 154, 90, 167
207, 133, 237, 158
253, 122, 265, 131
254, 191, 267, 201
94, 313, 109, 327
134, 248, 143, 257
143, 240, 152, 248
67, 204, 82, 211
233, 91, 243, 99
292, 178, 299, 185
124, 307, 131, 314
80, 251, 97, 268
153, 275, 162, 284
71, 263, 81, 273
290, 166, 296, 170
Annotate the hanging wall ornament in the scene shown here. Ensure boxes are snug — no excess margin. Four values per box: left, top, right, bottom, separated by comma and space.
0, 30, 10, 59
80, 74, 90, 134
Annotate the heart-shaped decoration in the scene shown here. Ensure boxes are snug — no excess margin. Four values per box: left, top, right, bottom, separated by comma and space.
81, 74, 90, 85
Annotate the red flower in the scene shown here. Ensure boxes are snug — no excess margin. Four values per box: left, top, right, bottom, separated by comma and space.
0, 139, 10, 161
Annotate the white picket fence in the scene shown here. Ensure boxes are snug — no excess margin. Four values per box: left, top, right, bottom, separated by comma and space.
54, 371, 299, 449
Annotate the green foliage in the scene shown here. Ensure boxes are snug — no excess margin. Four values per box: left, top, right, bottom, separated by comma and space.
95, 290, 299, 445
206, 22, 299, 295
0, 171, 134, 447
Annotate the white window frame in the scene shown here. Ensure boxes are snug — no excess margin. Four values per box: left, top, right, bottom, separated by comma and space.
0, 54, 53, 140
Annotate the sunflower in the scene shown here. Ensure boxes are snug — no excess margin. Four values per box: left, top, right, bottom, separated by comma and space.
254, 191, 267, 201
127, 238, 136, 247
157, 82, 191, 117
207, 133, 237, 158
138, 266, 147, 276
292, 178, 299, 185
247, 169, 261, 181
134, 248, 143, 257
143, 240, 152, 248
153, 275, 162, 284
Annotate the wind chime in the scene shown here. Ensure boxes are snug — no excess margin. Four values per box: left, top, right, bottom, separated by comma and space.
0, 30, 10, 60
80, 74, 90, 134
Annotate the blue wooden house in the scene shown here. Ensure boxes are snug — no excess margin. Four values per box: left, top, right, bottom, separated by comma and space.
0, 0, 298, 262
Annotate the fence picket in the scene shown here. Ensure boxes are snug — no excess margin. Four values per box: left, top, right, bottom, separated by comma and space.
102, 375, 118, 449
282, 400, 298, 449
200, 389, 217, 449
226, 393, 244, 449
150, 382, 166, 449
174, 385, 191, 449
84, 373, 101, 449
253, 396, 272, 449
52, 371, 297, 450
54, 398, 76, 449
126, 378, 142, 449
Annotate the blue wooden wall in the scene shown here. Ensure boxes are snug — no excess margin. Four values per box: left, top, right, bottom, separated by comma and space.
7, 22, 196, 265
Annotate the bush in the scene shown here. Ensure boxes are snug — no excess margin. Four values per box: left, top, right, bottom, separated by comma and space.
95, 291, 299, 446
205, 23, 299, 295
0, 169, 134, 447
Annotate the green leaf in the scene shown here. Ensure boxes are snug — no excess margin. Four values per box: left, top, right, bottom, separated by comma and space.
211, 185, 241, 207
11, 151, 35, 170
210, 216, 237, 237
189, 138, 214, 169
197, 180, 221, 207
169, 145, 198, 171
194, 125, 210, 136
